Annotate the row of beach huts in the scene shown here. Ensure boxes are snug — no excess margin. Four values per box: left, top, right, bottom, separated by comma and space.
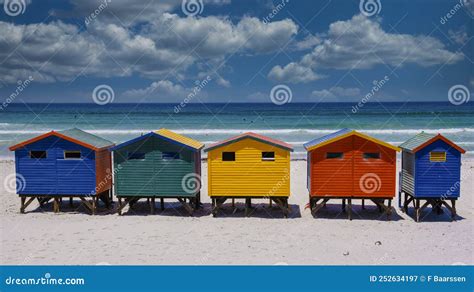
8, 128, 465, 222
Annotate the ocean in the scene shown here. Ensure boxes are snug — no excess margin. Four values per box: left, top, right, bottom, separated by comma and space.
1, 102, 473, 159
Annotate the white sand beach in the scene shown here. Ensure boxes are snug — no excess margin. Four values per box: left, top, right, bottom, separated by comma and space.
1, 159, 472, 265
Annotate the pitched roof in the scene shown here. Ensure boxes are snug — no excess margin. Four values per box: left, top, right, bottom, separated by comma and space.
399, 132, 466, 153
9, 128, 114, 151
304, 129, 400, 152
111, 129, 204, 151
155, 128, 204, 150
204, 132, 293, 152
303, 128, 352, 150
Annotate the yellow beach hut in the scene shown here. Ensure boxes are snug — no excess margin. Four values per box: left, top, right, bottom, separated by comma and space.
204, 132, 293, 217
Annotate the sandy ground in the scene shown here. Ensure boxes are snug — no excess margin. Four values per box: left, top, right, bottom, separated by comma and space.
0, 159, 472, 265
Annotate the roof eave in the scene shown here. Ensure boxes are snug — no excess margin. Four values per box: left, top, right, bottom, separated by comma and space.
9, 131, 104, 152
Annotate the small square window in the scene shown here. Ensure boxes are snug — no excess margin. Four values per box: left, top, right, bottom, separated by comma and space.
162, 152, 179, 160
222, 152, 235, 161
30, 150, 47, 159
363, 152, 380, 159
262, 152, 275, 161
128, 152, 145, 160
326, 152, 343, 159
64, 151, 81, 159
430, 151, 446, 162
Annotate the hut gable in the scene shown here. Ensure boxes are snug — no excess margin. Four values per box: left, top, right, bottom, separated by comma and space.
205, 132, 293, 152
9, 128, 114, 151
206, 134, 292, 197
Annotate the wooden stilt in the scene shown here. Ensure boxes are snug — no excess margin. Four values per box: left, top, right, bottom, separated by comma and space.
451, 199, 457, 220
118, 197, 123, 215
269, 199, 272, 208
361, 199, 365, 210
195, 192, 201, 210
160, 198, 165, 211
177, 198, 193, 216
348, 198, 352, 221
342, 199, 346, 212
20, 197, 26, 213
387, 199, 392, 220
69, 197, 73, 207
311, 198, 329, 216
415, 199, 420, 222
232, 198, 235, 208
151, 198, 155, 214
53, 198, 60, 213
284, 198, 289, 218
245, 198, 252, 217
92, 197, 96, 215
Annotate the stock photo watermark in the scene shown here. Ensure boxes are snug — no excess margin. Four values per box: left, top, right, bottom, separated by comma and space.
3, 173, 26, 193
3, 0, 27, 17
352, 76, 389, 113
92, 84, 115, 105
84, 0, 111, 25
263, 0, 290, 24
181, 173, 201, 194
270, 84, 292, 105
182, 0, 204, 17
359, 0, 382, 17
448, 84, 470, 105
174, 75, 211, 113
359, 173, 382, 194
0, 76, 34, 111
440, 0, 468, 24
4, 273, 85, 286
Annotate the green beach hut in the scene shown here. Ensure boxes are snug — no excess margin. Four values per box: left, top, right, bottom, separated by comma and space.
111, 129, 204, 215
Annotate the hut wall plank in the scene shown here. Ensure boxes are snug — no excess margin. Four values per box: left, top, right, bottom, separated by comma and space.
415, 140, 461, 197
208, 138, 290, 197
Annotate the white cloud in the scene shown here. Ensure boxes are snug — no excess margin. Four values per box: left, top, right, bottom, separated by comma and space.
311, 86, 361, 99
122, 80, 187, 100
448, 28, 468, 45
0, 12, 297, 84
268, 62, 323, 83
269, 14, 463, 83
293, 34, 322, 51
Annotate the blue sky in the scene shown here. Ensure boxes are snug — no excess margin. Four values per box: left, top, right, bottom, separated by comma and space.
0, 0, 472, 103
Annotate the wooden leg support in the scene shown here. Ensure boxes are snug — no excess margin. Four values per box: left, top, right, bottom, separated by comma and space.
53, 198, 60, 213
415, 199, 421, 222
116, 197, 134, 215
177, 198, 193, 216
370, 199, 393, 221
271, 198, 290, 218
347, 198, 352, 221
310, 198, 329, 217
20, 197, 35, 213
361, 199, 365, 210
150, 198, 155, 214
245, 198, 252, 217
160, 198, 165, 211
342, 199, 346, 212
211, 198, 227, 217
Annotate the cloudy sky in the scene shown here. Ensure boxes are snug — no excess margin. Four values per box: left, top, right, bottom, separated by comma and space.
0, 0, 472, 103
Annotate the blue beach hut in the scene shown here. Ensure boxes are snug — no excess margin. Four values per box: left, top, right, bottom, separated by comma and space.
9, 128, 115, 214
399, 132, 466, 221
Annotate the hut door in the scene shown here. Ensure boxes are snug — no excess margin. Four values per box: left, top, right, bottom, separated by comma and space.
311, 136, 353, 197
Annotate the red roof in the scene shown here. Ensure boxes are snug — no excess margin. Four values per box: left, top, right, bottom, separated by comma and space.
204, 132, 293, 152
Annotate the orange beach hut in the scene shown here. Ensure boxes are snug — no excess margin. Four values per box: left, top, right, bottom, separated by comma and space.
304, 128, 400, 220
